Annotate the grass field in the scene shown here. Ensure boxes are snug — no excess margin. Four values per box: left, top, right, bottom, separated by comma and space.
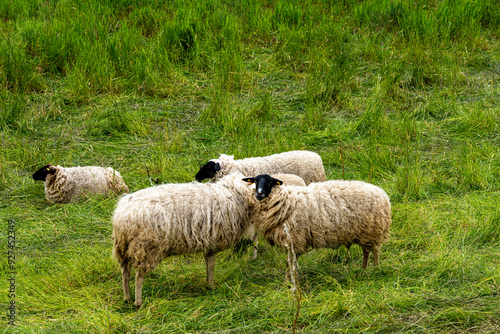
1, 0, 499, 332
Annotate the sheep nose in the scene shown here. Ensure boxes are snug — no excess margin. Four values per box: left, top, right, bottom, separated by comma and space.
256, 189, 266, 201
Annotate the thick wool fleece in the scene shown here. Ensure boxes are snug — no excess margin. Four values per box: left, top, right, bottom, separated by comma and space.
112, 172, 255, 306
253, 180, 391, 268
43, 166, 129, 203
213, 151, 326, 185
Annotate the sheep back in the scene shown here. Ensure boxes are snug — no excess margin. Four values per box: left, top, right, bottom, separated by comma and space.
270, 173, 307, 187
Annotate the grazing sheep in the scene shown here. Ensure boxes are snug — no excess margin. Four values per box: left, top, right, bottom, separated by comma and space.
195, 151, 327, 185
112, 172, 257, 307
32, 164, 129, 203
238, 173, 307, 258
242, 174, 391, 275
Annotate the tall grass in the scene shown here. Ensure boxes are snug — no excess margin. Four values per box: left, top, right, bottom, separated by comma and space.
1, 0, 499, 332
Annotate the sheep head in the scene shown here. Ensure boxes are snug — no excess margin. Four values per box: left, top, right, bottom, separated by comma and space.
32, 164, 57, 181
242, 174, 283, 201
195, 160, 221, 182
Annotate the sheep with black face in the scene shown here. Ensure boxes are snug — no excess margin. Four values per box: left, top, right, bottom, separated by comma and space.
195, 151, 326, 185
242, 174, 392, 274
32, 164, 129, 203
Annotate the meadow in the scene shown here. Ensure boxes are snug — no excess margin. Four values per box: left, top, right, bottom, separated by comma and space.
0, 0, 499, 332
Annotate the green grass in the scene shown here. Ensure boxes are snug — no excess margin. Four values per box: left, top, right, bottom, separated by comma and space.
1, 0, 499, 332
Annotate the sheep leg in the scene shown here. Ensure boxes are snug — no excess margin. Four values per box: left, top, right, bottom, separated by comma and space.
204, 253, 216, 288
252, 234, 259, 259
134, 269, 146, 307
371, 245, 380, 266
121, 263, 132, 304
361, 247, 370, 269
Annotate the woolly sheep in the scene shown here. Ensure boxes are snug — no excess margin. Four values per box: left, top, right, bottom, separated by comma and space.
240, 173, 307, 258
32, 164, 129, 203
195, 151, 327, 185
242, 174, 391, 275
112, 172, 257, 307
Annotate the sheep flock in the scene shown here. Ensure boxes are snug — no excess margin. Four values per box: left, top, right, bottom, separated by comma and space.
33, 150, 392, 307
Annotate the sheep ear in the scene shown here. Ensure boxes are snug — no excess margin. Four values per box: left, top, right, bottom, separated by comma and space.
213, 162, 221, 171
242, 177, 255, 184
274, 179, 283, 186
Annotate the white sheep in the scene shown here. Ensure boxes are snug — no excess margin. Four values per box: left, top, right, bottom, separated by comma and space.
242, 174, 391, 277
32, 164, 129, 203
195, 151, 327, 185
240, 173, 307, 258
112, 172, 257, 307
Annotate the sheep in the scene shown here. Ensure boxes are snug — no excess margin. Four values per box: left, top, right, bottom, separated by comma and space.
238, 173, 307, 258
112, 172, 258, 307
242, 174, 391, 277
32, 164, 129, 203
195, 151, 327, 185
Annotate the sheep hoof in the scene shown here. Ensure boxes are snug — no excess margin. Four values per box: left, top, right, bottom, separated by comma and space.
124, 297, 132, 304
134, 302, 142, 308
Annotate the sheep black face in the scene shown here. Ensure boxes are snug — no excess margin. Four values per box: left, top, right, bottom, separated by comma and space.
195, 161, 221, 182
242, 174, 283, 201
32, 164, 57, 181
